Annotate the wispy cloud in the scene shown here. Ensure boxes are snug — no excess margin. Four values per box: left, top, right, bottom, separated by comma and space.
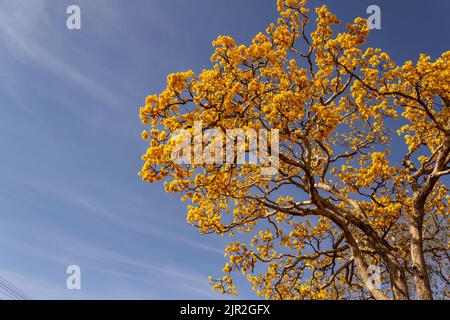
0, 222, 216, 299
1, 171, 225, 256
0, 0, 127, 106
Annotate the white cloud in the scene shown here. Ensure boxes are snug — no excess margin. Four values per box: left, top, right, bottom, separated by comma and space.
0, 0, 126, 106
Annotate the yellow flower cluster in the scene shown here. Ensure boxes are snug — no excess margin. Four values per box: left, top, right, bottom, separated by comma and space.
137, 0, 449, 300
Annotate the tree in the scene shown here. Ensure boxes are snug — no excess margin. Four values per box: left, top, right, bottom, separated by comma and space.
138, 0, 449, 300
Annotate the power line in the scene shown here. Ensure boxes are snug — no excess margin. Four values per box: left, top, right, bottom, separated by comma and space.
0, 281, 29, 300
0, 283, 23, 300
0, 276, 32, 300
0, 288, 16, 300
0, 281, 25, 300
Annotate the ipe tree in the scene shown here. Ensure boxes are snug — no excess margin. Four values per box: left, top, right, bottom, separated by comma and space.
138, 0, 449, 300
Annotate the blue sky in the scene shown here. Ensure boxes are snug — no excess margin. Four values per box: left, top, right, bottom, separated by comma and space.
0, 0, 449, 299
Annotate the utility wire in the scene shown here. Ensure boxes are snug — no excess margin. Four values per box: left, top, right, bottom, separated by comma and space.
0, 288, 16, 300
0, 276, 32, 300
0, 283, 22, 300
0, 282, 24, 300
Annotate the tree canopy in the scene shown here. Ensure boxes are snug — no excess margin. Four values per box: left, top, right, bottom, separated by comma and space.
138, 0, 449, 300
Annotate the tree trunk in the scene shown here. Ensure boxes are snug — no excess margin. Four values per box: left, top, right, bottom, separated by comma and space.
410, 213, 433, 300
386, 258, 410, 300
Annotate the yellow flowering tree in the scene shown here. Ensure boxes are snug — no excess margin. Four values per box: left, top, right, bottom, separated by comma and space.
138, 0, 449, 300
